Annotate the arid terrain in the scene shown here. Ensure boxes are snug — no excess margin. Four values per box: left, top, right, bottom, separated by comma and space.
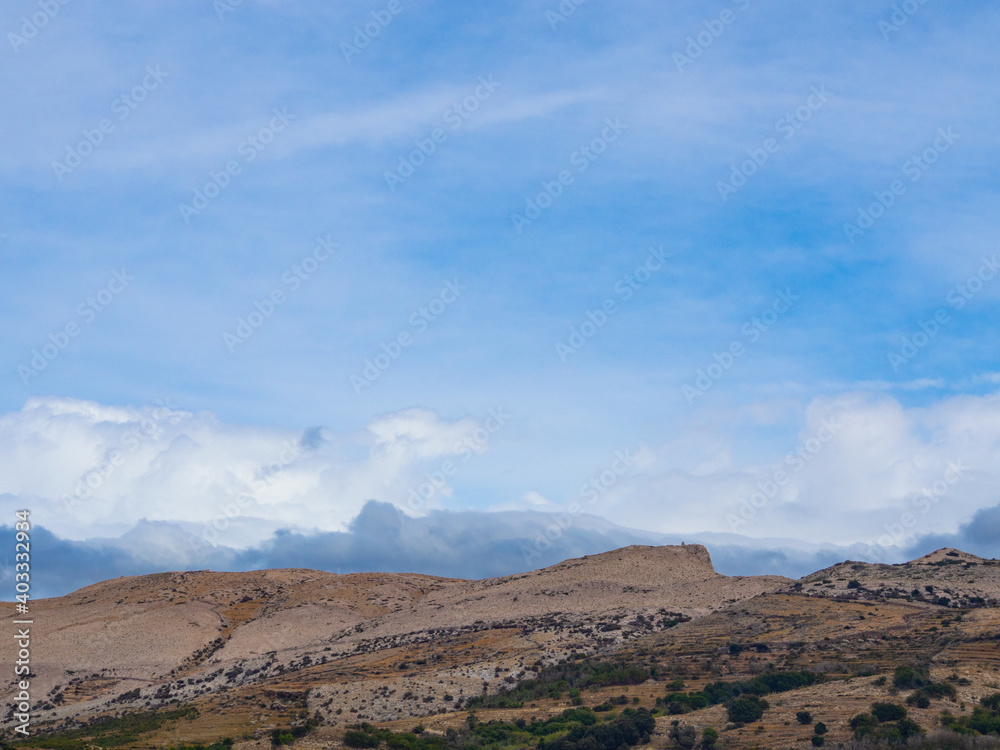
3, 544, 1000, 749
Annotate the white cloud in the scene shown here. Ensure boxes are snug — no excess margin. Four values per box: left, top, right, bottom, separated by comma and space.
0, 397, 488, 546
4, 389, 1000, 556
591, 389, 1000, 545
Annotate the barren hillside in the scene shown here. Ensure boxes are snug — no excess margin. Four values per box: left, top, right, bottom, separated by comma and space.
1, 545, 789, 733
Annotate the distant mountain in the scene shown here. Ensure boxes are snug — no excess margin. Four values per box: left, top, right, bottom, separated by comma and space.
12, 500, 885, 598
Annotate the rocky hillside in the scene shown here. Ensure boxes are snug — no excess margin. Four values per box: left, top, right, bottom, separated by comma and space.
0, 545, 789, 733
796, 547, 1000, 607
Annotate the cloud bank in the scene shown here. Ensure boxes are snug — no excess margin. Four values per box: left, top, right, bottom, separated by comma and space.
1, 393, 998, 598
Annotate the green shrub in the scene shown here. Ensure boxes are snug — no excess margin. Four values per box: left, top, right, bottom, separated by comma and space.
850, 713, 879, 736
344, 730, 380, 748
726, 695, 767, 723
894, 665, 931, 690
908, 691, 931, 709
924, 682, 958, 700
896, 718, 924, 739
983, 693, 1000, 710
796, 711, 813, 725
872, 702, 908, 722
674, 725, 697, 748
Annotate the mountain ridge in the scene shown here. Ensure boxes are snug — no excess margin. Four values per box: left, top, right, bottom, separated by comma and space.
4, 544, 1000, 748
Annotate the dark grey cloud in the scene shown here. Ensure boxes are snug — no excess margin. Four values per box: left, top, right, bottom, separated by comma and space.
904, 502, 1000, 560
299, 426, 328, 451
8, 501, 995, 599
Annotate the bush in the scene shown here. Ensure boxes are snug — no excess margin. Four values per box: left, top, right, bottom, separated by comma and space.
701, 727, 719, 749
810, 736, 825, 747
907, 691, 931, 709
850, 713, 879, 736
894, 666, 931, 690
872, 702, 908, 722
896, 718, 924, 739
848, 580, 861, 589
924, 682, 958, 700
344, 730, 380, 748
466, 660, 653, 709
814, 722, 827, 735
797, 711, 813, 725
942, 703, 1000, 736
674, 725, 697, 748
668, 721, 697, 748
726, 695, 767, 723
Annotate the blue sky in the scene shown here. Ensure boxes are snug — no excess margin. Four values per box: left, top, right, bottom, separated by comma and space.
2, 0, 999, 586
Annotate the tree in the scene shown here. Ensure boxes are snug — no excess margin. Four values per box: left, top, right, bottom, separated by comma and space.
893, 665, 930, 689
896, 718, 923, 740
814, 722, 827, 735
796, 711, 813, 725
670, 722, 697, 748
872, 702, 907, 722
726, 695, 767, 723
850, 713, 878, 737
984, 693, 1000, 710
